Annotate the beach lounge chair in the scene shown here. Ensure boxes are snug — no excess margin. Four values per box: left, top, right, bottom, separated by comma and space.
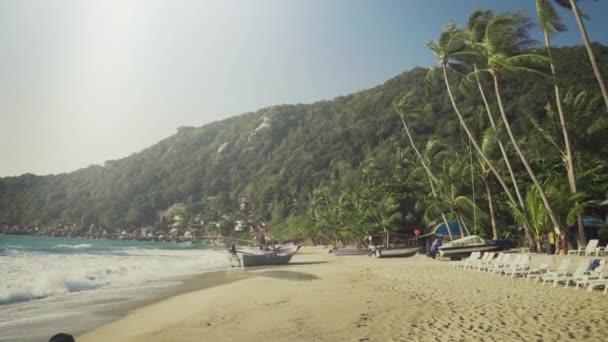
537, 258, 571, 284
453, 252, 481, 268
488, 253, 512, 273
526, 263, 550, 282
592, 243, 608, 257
542, 259, 590, 287
567, 239, 599, 256
471, 252, 497, 270
464, 252, 493, 270
585, 271, 608, 293
493, 254, 521, 275
572, 259, 606, 289
504, 254, 531, 278
477, 252, 505, 271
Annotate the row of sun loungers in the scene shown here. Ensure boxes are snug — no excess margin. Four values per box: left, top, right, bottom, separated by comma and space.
566, 239, 608, 257
452, 251, 608, 293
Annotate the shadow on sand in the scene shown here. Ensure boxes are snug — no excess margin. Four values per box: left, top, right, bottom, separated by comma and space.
256, 270, 320, 281
287, 261, 330, 266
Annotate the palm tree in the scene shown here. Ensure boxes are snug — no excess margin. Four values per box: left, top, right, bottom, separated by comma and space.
394, 99, 454, 240
427, 24, 521, 213
424, 183, 485, 238
463, 9, 526, 210
469, 13, 565, 237
509, 186, 551, 253
478, 128, 501, 240
365, 196, 402, 247
553, 0, 608, 110
536, 0, 586, 246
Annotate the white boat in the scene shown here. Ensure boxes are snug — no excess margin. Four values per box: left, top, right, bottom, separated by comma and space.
438, 235, 501, 259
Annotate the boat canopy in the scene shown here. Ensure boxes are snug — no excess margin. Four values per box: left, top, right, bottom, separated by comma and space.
419, 221, 461, 238
442, 235, 486, 247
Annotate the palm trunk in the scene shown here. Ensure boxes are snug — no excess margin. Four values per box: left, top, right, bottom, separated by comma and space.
454, 213, 469, 237
484, 175, 498, 240
568, 0, 608, 110
543, 31, 586, 247
399, 114, 454, 240
492, 74, 564, 235
440, 64, 519, 211
474, 64, 526, 209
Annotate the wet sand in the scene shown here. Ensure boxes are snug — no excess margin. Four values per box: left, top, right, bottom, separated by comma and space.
78, 247, 608, 341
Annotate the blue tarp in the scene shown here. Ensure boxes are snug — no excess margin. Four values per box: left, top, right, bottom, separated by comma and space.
584, 216, 608, 227
433, 221, 461, 236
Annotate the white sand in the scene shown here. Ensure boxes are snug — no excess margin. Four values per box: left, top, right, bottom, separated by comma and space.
78, 248, 608, 341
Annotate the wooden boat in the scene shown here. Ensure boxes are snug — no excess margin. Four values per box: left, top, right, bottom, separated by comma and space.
374, 247, 419, 258
332, 248, 371, 256
233, 243, 302, 267
438, 235, 501, 259
242, 253, 294, 267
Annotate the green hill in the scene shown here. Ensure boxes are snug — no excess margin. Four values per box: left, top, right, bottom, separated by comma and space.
1, 45, 607, 243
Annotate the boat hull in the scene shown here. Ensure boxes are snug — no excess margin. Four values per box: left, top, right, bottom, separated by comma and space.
242, 254, 294, 267
375, 247, 419, 258
438, 244, 501, 259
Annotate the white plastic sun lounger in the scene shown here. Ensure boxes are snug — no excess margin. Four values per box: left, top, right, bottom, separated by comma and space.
543, 259, 590, 287
504, 254, 531, 278
465, 252, 494, 270
493, 254, 522, 275
526, 263, 550, 282
568, 239, 599, 256
572, 259, 606, 289
537, 258, 572, 284
451, 252, 480, 268
477, 253, 505, 272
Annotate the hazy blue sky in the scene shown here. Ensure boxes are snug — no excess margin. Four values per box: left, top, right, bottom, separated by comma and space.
1, 0, 607, 177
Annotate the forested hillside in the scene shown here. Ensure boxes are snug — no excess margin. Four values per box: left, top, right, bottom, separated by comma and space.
1, 42, 607, 245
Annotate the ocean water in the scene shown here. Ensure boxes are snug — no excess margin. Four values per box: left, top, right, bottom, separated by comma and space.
0, 235, 229, 341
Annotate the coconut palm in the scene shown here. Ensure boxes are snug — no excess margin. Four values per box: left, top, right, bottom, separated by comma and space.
509, 186, 551, 253
553, 0, 608, 110
424, 183, 486, 238
427, 24, 521, 213
463, 9, 526, 210
467, 12, 565, 237
536, 0, 586, 246
365, 196, 402, 247
394, 96, 454, 239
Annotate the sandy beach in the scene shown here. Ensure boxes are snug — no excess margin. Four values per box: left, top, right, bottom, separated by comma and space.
78, 247, 608, 342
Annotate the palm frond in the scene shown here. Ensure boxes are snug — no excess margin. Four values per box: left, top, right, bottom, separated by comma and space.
536, 0, 568, 35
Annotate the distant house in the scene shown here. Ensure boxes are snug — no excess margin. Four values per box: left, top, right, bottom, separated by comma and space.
234, 220, 246, 232
239, 197, 248, 210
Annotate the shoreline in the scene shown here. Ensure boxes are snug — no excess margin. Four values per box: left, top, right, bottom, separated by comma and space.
78, 248, 608, 341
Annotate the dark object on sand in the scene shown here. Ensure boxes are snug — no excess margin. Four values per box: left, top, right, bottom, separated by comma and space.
242, 253, 294, 267
374, 247, 419, 258
332, 248, 372, 256
49, 333, 75, 342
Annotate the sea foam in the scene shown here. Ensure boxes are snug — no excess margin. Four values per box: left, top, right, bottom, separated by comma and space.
0, 246, 228, 306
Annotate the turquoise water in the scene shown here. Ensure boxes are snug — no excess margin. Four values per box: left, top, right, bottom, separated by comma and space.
0, 235, 229, 342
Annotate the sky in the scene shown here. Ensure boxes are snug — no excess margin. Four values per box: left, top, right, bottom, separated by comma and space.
1, 0, 607, 177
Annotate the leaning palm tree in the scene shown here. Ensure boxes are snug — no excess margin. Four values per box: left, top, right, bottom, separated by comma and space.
469, 12, 565, 236
536, 0, 586, 246
394, 96, 453, 240
553, 0, 608, 110
427, 24, 521, 213
462, 9, 526, 210
424, 183, 486, 238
